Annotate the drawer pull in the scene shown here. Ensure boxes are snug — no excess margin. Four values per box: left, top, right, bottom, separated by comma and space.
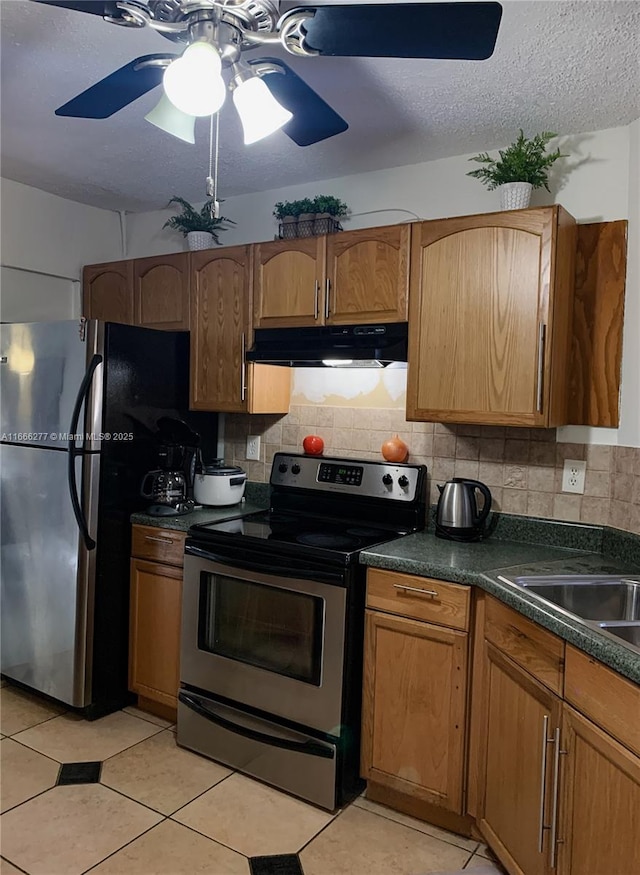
144, 535, 175, 545
393, 584, 439, 597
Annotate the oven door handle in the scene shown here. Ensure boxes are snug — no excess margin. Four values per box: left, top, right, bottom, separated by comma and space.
185, 545, 345, 585
178, 692, 335, 760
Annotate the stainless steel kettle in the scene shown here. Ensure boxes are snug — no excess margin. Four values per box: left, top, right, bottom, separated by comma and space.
435, 478, 492, 541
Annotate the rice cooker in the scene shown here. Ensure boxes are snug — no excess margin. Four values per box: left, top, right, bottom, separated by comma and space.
194, 463, 247, 507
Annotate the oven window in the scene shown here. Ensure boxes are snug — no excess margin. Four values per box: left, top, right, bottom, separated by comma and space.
198, 573, 324, 685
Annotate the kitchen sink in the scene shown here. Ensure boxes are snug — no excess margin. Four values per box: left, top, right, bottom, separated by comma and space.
598, 622, 640, 648
511, 575, 640, 622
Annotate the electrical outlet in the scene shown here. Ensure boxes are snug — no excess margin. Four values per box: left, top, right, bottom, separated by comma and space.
246, 434, 261, 461
562, 459, 586, 494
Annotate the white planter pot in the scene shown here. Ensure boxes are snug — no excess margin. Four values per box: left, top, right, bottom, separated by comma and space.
187, 231, 215, 251
499, 182, 533, 211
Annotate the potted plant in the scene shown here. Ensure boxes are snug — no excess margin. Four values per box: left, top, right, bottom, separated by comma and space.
295, 198, 317, 237
163, 196, 235, 251
467, 130, 566, 210
273, 200, 301, 238
312, 195, 349, 233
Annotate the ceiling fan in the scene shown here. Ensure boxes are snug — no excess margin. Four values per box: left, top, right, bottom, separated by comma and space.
34, 1, 503, 146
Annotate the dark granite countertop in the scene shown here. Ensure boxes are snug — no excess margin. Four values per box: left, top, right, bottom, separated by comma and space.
361, 530, 640, 685
131, 499, 268, 531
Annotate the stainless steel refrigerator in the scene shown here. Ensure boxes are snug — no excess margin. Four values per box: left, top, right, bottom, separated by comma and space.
1, 319, 216, 718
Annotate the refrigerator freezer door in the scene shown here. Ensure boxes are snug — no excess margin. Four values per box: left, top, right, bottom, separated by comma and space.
0, 321, 89, 449
0, 444, 97, 706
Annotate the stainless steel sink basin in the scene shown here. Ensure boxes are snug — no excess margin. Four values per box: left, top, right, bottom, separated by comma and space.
599, 622, 640, 648
512, 575, 640, 622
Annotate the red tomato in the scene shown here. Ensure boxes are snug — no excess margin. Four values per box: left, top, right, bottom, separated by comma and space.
303, 434, 324, 455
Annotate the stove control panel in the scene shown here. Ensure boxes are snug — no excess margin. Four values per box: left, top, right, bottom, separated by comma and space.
270, 453, 426, 502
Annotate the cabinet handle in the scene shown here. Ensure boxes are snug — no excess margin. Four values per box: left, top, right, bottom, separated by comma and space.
538, 714, 553, 852
324, 278, 331, 319
144, 535, 174, 545
549, 727, 567, 869
314, 280, 319, 321
393, 583, 439, 597
240, 332, 246, 402
536, 322, 546, 413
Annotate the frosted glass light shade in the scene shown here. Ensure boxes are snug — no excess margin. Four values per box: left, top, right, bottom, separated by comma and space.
233, 76, 292, 144
163, 43, 226, 117
145, 93, 196, 143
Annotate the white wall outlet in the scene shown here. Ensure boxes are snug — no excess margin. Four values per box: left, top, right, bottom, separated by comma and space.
246, 434, 261, 461
562, 459, 586, 494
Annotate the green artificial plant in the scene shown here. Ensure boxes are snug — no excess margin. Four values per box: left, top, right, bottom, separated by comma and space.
163, 197, 235, 242
467, 130, 566, 191
312, 195, 349, 217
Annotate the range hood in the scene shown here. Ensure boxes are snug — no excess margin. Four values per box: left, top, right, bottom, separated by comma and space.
245, 323, 408, 367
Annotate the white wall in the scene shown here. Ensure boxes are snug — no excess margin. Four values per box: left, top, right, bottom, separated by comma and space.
0, 178, 123, 321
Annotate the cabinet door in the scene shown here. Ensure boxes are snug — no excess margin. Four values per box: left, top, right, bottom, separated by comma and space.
361, 610, 468, 813
83, 261, 134, 323
134, 253, 190, 330
253, 237, 326, 327
326, 225, 410, 324
129, 558, 182, 709
479, 643, 562, 875
190, 246, 251, 412
407, 207, 574, 426
558, 705, 640, 875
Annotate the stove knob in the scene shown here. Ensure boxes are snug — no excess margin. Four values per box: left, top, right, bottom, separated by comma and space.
278, 463, 288, 473
291, 464, 301, 475
398, 475, 409, 489
382, 474, 393, 486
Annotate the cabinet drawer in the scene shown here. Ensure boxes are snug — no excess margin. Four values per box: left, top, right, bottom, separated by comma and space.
484, 596, 564, 694
366, 568, 470, 631
131, 525, 186, 567
564, 645, 640, 757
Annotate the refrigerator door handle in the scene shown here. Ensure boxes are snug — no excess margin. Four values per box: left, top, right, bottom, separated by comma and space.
67, 354, 102, 551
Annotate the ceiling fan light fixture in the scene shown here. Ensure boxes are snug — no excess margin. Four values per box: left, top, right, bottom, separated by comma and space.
145, 93, 196, 143
163, 42, 226, 117
232, 75, 293, 145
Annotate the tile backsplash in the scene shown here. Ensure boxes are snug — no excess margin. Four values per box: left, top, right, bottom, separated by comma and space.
225, 406, 640, 536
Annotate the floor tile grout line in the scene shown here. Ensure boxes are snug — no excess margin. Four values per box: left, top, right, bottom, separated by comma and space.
165, 814, 252, 860
353, 798, 480, 854
2, 708, 69, 739
80, 815, 170, 874
3, 734, 68, 767
296, 802, 348, 856
0, 855, 30, 875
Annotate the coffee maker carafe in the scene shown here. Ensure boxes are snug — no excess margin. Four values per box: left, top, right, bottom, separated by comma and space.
141, 417, 200, 516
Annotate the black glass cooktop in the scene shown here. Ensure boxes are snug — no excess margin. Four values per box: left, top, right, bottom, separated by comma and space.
189, 510, 404, 558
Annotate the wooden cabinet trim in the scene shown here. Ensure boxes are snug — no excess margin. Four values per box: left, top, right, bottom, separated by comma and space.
484, 596, 565, 695
82, 260, 134, 324
564, 645, 640, 757
366, 568, 470, 630
133, 252, 190, 330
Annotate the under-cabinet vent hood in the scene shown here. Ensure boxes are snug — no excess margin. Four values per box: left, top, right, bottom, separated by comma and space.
245, 323, 408, 368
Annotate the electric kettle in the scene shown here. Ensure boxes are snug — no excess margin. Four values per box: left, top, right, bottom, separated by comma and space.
435, 478, 492, 541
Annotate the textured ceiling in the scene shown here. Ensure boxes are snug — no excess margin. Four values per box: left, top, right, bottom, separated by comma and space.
1, 0, 639, 212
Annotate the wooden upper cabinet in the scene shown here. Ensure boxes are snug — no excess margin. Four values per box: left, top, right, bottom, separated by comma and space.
190, 246, 251, 412
326, 224, 410, 324
254, 237, 326, 327
407, 206, 577, 427
83, 260, 134, 324
134, 253, 190, 330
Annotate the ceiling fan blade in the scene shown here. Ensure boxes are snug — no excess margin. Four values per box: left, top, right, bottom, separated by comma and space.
31, 0, 123, 17
247, 58, 348, 147
55, 54, 176, 119
295, 2, 503, 60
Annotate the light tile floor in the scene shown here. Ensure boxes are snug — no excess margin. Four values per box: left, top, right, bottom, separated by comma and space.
0, 682, 505, 875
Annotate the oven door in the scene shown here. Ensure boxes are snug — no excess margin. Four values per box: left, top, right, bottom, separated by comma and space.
181, 552, 347, 734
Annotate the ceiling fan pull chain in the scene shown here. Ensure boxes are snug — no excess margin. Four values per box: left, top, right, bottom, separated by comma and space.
206, 111, 221, 218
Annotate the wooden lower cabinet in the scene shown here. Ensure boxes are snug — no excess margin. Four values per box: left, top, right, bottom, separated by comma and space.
557, 705, 640, 875
478, 643, 562, 875
361, 609, 469, 814
129, 525, 185, 714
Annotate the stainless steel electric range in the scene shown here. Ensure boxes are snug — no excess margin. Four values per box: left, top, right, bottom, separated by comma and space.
178, 452, 427, 810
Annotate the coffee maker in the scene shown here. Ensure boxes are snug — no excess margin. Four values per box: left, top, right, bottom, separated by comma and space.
141, 417, 200, 516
